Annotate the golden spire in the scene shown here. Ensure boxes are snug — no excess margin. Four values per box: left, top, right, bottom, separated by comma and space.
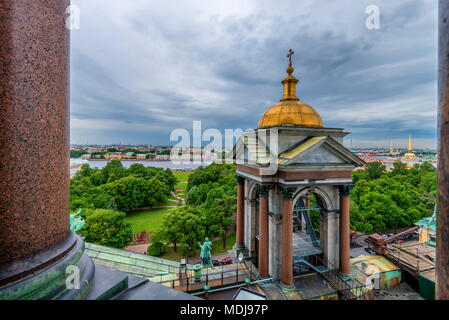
257, 49, 324, 129
408, 133, 412, 151
390, 140, 394, 155
281, 49, 299, 102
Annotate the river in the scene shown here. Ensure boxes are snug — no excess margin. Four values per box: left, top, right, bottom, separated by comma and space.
87, 160, 210, 171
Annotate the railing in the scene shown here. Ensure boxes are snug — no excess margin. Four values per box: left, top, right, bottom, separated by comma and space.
296, 255, 374, 300
151, 262, 257, 293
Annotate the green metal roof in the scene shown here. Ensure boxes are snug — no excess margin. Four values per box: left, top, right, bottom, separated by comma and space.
415, 205, 437, 231
85, 243, 182, 278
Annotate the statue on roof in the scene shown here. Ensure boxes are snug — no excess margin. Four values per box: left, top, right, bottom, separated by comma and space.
70, 208, 85, 233
198, 237, 212, 268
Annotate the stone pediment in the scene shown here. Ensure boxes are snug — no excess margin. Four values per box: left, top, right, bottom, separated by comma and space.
233, 131, 365, 168
278, 136, 365, 167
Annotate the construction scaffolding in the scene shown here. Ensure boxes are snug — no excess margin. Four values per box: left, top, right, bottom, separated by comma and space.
384, 241, 435, 279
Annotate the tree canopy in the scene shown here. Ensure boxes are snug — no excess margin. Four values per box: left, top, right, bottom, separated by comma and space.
350, 161, 436, 233
151, 163, 238, 257
78, 209, 133, 249
70, 160, 175, 211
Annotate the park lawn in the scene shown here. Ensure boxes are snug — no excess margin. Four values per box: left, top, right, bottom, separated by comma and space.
125, 207, 173, 234
211, 233, 236, 255
173, 171, 192, 182
156, 197, 181, 207
160, 247, 185, 261
175, 182, 188, 193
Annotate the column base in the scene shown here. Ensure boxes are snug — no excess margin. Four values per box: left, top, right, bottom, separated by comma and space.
233, 244, 249, 259
337, 270, 352, 281
0, 232, 95, 300
279, 282, 296, 292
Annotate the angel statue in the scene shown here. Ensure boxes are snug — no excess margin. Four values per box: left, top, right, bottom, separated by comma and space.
70, 208, 85, 233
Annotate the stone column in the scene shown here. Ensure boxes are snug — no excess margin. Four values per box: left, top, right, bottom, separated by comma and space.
0, 1, 94, 299
257, 185, 269, 279
339, 186, 351, 275
280, 187, 295, 288
0, 0, 70, 278
437, 0, 449, 300
236, 176, 245, 249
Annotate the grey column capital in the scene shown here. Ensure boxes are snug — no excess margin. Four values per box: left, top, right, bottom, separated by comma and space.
256, 184, 270, 197
280, 186, 296, 200
236, 175, 246, 185
338, 185, 353, 196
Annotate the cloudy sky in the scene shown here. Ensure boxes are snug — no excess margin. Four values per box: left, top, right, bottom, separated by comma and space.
70, 0, 438, 149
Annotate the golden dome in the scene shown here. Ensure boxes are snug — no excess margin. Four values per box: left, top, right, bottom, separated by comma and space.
258, 49, 324, 129
258, 100, 324, 128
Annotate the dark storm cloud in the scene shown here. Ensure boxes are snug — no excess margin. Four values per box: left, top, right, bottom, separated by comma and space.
70, 0, 437, 148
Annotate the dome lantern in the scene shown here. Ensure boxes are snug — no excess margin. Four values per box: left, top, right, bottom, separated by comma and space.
257, 49, 324, 129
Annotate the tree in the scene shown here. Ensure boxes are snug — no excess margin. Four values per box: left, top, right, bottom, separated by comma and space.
128, 163, 147, 178
200, 187, 236, 248
391, 162, 408, 175
102, 160, 127, 182
70, 163, 173, 212
177, 208, 206, 257
78, 209, 133, 249
70, 150, 88, 158
159, 206, 205, 257
147, 233, 167, 257
365, 162, 386, 180
104, 176, 167, 211
419, 161, 436, 172
159, 209, 182, 252
77, 164, 94, 178
104, 176, 150, 211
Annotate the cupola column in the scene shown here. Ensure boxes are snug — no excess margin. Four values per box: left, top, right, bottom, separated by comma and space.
339, 186, 351, 275
257, 185, 270, 279
280, 187, 296, 288
236, 176, 246, 250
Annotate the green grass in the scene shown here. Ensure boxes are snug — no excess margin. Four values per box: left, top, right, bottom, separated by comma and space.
126, 177, 188, 235
160, 247, 186, 260
173, 171, 192, 182
211, 233, 236, 255
125, 207, 174, 234
175, 182, 187, 192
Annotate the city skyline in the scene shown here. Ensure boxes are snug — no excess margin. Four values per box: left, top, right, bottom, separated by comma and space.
70, 0, 437, 149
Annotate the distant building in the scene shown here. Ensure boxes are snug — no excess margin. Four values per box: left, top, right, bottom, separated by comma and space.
122, 152, 135, 159
88, 147, 104, 153
155, 155, 170, 161
136, 154, 147, 160
402, 133, 419, 167
81, 154, 91, 160
104, 152, 122, 160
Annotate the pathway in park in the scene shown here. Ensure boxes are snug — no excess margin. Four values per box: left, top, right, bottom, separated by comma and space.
125, 243, 149, 255
125, 182, 188, 254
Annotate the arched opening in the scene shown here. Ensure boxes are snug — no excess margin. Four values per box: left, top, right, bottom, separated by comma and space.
292, 189, 328, 275
244, 182, 259, 265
